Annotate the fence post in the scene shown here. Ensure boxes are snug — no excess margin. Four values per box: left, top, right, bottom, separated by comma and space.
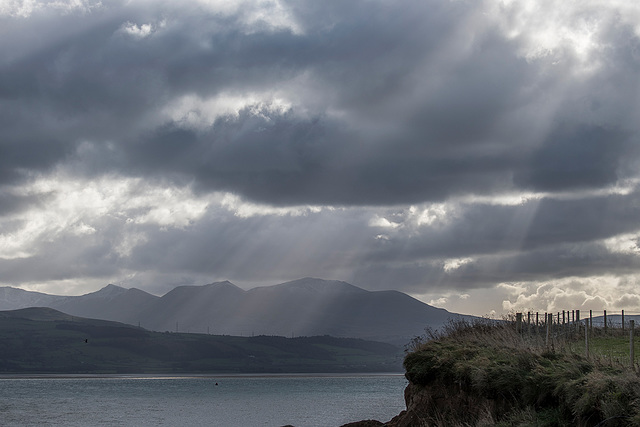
604, 310, 607, 333
585, 318, 589, 358
546, 313, 552, 347
622, 310, 625, 333
516, 312, 522, 334
631, 320, 635, 370
590, 310, 593, 333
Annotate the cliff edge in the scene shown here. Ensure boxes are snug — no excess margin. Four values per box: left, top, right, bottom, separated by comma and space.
344, 319, 640, 427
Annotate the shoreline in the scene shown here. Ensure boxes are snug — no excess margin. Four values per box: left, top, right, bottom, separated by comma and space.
0, 371, 405, 380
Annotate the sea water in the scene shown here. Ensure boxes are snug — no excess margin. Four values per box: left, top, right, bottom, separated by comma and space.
0, 374, 407, 427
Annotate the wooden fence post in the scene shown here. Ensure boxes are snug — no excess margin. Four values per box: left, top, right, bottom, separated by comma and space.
516, 312, 522, 334
546, 313, 552, 347
604, 310, 607, 333
590, 310, 593, 333
622, 310, 625, 333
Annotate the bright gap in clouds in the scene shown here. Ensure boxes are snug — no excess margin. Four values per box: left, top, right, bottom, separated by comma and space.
0, 0, 102, 17
0, 174, 209, 260
491, 0, 632, 66
0, 172, 325, 263
162, 93, 294, 131
192, 0, 303, 35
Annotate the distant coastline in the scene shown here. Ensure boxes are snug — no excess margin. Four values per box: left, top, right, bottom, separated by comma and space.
0, 372, 405, 380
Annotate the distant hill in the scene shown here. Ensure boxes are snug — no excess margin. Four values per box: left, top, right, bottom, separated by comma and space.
0, 307, 401, 374
0, 287, 67, 310
0, 278, 469, 345
0, 306, 76, 322
51, 284, 159, 324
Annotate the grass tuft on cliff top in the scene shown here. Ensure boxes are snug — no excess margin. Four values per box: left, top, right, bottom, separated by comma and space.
403, 318, 640, 426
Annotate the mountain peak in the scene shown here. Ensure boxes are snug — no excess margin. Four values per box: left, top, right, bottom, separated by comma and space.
274, 277, 366, 294
202, 281, 245, 295
84, 284, 128, 299
205, 280, 241, 289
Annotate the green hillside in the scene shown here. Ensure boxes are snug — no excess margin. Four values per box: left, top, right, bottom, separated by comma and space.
0, 308, 402, 374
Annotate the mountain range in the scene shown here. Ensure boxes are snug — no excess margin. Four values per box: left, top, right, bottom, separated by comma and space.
0, 277, 465, 345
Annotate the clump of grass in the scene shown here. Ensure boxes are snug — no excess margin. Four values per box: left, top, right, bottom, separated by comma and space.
402, 318, 640, 426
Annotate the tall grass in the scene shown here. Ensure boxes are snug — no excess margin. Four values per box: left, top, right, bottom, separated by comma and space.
402, 318, 640, 426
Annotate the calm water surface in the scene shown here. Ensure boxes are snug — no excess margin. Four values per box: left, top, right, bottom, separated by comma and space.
0, 374, 407, 427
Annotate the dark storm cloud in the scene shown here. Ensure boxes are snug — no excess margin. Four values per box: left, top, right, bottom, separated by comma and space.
437, 242, 640, 288
6, 0, 638, 205
359, 190, 640, 266
349, 240, 640, 294
514, 125, 631, 191
341, 189, 640, 291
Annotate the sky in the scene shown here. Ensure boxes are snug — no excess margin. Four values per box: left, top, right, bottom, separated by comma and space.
1, 0, 640, 317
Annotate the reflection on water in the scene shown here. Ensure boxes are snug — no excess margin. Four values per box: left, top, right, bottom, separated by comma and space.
0, 374, 407, 427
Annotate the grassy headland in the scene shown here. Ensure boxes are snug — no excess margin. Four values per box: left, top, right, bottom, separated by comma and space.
397, 319, 640, 426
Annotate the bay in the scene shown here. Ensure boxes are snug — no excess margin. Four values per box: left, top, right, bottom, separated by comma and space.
0, 374, 407, 427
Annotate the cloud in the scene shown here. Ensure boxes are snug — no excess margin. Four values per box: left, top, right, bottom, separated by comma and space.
9, 0, 640, 204
1, 0, 640, 315
514, 125, 630, 191
500, 276, 640, 315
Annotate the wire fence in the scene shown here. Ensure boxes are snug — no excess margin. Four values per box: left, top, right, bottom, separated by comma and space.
517, 310, 640, 329
515, 310, 640, 370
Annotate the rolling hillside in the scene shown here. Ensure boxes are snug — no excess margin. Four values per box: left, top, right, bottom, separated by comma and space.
0, 307, 402, 374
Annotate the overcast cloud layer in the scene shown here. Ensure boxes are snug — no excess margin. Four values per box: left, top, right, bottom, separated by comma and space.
1, 0, 640, 316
